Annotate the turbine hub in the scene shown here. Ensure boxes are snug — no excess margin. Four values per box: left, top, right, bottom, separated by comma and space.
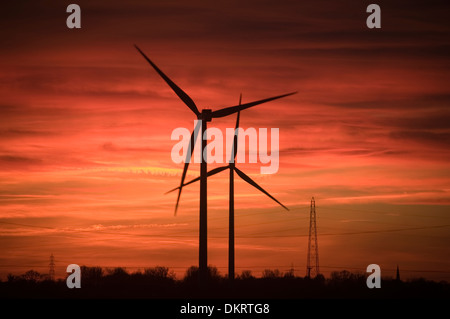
201, 109, 213, 122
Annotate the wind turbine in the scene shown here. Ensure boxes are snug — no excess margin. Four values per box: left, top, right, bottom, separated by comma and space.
167, 94, 289, 280
135, 45, 296, 281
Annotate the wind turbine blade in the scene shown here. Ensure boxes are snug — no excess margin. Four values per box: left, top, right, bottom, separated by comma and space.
230, 94, 242, 163
134, 45, 200, 117
166, 166, 229, 194
211, 92, 297, 118
174, 120, 201, 215
234, 167, 289, 211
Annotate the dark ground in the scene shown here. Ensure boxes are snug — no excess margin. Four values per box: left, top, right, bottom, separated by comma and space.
1, 266, 449, 299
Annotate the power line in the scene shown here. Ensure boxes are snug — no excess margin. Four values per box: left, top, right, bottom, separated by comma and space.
2, 203, 445, 237
1, 264, 449, 275
318, 205, 446, 219
1, 220, 449, 239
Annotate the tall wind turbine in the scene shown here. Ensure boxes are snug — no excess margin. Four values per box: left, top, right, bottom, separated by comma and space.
167, 94, 289, 280
135, 45, 296, 280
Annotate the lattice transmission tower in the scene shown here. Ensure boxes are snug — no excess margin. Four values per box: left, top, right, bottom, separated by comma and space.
49, 253, 55, 281
306, 197, 319, 278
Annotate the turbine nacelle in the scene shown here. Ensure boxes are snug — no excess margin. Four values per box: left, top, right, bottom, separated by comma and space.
200, 109, 213, 122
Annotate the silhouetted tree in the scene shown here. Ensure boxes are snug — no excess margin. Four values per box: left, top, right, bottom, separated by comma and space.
314, 273, 325, 283
144, 266, 175, 280
21, 270, 42, 282
238, 270, 254, 280
184, 265, 222, 283
329, 270, 365, 291
262, 269, 282, 279
184, 266, 198, 280
81, 266, 103, 286
284, 268, 295, 278
7, 274, 16, 283
331, 270, 351, 281
207, 266, 221, 280
105, 267, 129, 283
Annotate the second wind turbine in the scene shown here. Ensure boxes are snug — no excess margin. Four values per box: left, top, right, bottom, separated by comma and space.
168, 94, 289, 280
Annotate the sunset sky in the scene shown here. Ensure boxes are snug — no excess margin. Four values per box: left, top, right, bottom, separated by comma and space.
0, 0, 449, 281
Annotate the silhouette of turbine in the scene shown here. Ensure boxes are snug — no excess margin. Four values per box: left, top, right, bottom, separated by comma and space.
135, 45, 296, 281
167, 94, 289, 280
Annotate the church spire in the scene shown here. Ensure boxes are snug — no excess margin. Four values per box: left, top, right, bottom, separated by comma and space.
396, 265, 400, 282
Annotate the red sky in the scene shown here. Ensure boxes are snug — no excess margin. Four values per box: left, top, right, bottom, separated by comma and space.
0, 0, 449, 281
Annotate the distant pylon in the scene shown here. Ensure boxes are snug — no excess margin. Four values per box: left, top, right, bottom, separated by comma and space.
49, 253, 55, 281
306, 197, 319, 278
396, 265, 401, 281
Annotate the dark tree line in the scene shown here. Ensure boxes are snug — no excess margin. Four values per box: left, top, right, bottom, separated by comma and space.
1, 266, 449, 299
